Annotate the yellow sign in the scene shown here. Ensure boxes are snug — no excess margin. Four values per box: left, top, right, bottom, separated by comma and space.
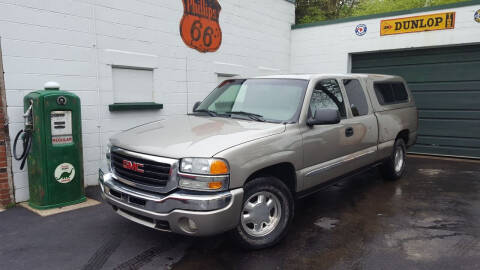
380, 12, 455, 36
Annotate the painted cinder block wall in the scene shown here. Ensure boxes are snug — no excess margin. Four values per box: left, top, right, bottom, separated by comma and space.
0, 0, 295, 202
290, 3, 480, 73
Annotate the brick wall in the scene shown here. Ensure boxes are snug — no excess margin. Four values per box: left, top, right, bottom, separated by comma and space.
0, 46, 13, 207
0, 109, 12, 207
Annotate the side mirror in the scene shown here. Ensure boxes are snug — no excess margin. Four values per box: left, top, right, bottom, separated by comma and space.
192, 101, 201, 112
307, 108, 341, 126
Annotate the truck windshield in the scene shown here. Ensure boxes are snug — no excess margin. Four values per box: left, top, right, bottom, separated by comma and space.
195, 79, 309, 123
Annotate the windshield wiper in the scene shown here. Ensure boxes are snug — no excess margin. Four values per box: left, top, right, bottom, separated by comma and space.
226, 111, 265, 122
193, 109, 218, 117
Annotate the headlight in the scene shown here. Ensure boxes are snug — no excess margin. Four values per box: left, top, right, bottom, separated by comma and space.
178, 158, 229, 191
180, 158, 229, 175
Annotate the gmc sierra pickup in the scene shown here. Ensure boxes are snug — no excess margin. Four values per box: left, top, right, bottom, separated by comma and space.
99, 74, 417, 249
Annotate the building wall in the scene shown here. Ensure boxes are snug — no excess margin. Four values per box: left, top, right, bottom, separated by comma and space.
0, 0, 295, 202
290, 4, 480, 74
0, 48, 13, 207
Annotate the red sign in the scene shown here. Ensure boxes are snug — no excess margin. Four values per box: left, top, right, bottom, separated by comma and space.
52, 136, 73, 145
180, 0, 222, 53
122, 160, 144, 173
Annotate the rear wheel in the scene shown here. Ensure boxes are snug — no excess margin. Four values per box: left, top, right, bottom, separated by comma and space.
231, 177, 294, 250
380, 139, 407, 180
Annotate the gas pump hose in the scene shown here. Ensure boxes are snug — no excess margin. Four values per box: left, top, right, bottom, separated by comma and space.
13, 129, 32, 170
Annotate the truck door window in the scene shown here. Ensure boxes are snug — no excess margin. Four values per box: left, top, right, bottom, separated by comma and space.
310, 79, 347, 118
343, 79, 369, 117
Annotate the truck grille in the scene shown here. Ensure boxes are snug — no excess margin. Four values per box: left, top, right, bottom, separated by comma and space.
110, 150, 171, 189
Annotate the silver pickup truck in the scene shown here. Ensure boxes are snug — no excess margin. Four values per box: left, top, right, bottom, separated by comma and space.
99, 74, 417, 249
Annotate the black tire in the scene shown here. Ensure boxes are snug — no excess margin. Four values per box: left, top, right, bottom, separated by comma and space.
230, 177, 294, 250
380, 139, 407, 181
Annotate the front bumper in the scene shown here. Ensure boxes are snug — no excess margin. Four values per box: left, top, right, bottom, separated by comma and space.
99, 170, 244, 236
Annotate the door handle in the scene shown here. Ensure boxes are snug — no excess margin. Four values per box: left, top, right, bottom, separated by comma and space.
345, 127, 354, 137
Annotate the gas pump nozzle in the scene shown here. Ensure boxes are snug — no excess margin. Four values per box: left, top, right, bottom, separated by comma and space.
23, 100, 33, 131
13, 100, 34, 170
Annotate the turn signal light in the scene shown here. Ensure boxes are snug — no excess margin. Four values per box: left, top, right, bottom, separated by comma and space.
208, 181, 223, 190
210, 160, 229, 175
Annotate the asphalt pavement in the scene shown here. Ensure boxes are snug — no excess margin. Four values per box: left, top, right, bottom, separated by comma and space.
1, 156, 480, 270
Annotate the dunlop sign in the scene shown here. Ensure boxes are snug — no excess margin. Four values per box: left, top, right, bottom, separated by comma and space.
380, 12, 455, 36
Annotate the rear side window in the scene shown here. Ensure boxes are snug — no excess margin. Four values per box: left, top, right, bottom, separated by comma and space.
374, 82, 409, 105
343, 79, 369, 116
392, 83, 408, 101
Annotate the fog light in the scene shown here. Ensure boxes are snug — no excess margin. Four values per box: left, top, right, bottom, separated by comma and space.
179, 217, 198, 233
188, 219, 197, 231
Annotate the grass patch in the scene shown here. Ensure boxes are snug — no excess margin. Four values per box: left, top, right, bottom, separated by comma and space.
5, 202, 16, 209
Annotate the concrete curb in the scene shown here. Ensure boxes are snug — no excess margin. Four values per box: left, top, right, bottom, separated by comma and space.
408, 154, 480, 164
19, 198, 101, 217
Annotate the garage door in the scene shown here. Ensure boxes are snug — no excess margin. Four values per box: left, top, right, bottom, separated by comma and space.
352, 44, 480, 159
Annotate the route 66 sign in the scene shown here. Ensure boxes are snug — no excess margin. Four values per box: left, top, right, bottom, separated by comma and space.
180, 0, 222, 53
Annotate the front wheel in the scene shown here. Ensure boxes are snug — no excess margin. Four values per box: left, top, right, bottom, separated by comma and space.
380, 139, 407, 180
231, 177, 294, 250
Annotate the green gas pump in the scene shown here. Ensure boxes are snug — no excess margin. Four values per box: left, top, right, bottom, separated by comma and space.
13, 82, 86, 209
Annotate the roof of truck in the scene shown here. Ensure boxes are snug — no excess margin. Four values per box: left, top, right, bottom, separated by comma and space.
253, 74, 402, 80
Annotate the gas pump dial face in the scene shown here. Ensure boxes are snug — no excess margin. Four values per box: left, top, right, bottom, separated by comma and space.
57, 96, 67, 105
51, 111, 73, 145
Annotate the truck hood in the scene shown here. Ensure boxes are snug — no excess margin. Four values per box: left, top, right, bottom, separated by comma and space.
110, 115, 286, 159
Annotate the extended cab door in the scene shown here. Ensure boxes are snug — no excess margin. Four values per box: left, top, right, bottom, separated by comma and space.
340, 78, 379, 169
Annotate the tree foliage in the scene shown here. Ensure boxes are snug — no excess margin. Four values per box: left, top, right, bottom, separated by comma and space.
296, 0, 469, 24
296, 0, 359, 24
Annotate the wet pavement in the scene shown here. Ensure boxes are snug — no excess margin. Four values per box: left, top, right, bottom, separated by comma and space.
1, 156, 480, 270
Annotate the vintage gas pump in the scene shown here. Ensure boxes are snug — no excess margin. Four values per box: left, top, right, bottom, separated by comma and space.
13, 82, 86, 209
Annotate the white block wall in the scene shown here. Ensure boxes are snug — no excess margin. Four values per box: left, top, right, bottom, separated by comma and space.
0, 0, 295, 202
291, 4, 480, 73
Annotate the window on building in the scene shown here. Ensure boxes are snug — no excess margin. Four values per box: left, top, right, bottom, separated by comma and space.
112, 67, 154, 103
310, 79, 347, 118
343, 79, 369, 116
374, 82, 409, 105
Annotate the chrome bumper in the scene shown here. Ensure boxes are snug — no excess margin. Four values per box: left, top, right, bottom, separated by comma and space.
99, 170, 244, 236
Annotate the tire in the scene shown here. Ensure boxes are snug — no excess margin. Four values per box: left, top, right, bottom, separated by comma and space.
380, 139, 407, 181
231, 177, 294, 250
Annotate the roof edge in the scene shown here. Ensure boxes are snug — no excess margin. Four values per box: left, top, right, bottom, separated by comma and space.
292, 0, 480, 29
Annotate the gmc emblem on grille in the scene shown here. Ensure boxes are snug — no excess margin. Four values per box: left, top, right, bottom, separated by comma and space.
122, 160, 144, 173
